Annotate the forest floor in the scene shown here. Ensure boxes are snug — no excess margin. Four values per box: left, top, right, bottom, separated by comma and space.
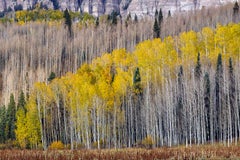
0, 144, 240, 160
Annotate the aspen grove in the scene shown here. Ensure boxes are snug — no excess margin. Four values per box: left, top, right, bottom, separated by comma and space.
11, 23, 240, 149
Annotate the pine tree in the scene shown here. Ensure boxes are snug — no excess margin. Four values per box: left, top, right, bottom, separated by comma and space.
133, 67, 143, 143
0, 106, 6, 143
153, 18, 160, 38
168, 10, 171, 17
134, 14, 138, 23
5, 94, 16, 140
233, 1, 239, 22
17, 91, 26, 112
157, 9, 163, 38
158, 8, 163, 26
215, 53, 223, 140
204, 72, 211, 141
229, 58, 235, 108
48, 72, 56, 82
133, 67, 142, 95
195, 52, 202, 79
155, 9, 158, 19
108, 11, 118, 25
95, 17, 99, 27
229, 57, 236, 138
177, 65, 184, 142
233, 1, 239, 15
63, 9, 72, 38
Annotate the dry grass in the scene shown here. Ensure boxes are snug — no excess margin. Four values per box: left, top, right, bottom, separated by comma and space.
1, 144, 240, 160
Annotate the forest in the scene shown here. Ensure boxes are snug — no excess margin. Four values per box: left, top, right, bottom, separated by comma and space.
1, 22, 240, 149
0, 2, 239, 151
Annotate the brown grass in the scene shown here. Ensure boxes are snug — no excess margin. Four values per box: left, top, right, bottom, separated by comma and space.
1, 144, 240, 160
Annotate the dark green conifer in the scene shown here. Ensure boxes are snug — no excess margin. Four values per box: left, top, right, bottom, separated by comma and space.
153, 18, 160, 38
5, 94, 16, 140
63, 9, 73, 38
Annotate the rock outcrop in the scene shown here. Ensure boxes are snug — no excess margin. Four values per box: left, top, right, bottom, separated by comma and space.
0, 0, 236, 17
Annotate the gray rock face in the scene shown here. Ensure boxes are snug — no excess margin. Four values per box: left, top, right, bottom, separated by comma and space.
0, 0, 236, 17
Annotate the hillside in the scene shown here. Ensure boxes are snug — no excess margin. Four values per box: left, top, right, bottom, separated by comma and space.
0, 22, 240, 149
0, 2, 238, 106
0, 1, 238, 150
0, 0, 236, 17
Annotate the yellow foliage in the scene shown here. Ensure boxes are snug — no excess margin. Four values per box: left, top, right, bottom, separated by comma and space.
48, 141, 64, 150
141, 135, 155, 148
22, 23, 240, 148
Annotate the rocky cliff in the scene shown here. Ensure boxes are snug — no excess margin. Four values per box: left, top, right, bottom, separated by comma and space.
0, 0, 236, 17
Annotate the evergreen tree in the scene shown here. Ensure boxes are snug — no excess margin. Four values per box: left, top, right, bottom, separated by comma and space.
126, 13, 132, 21
215, 53, 223, 140
233, 1, 239, 22
63, 9, 72, 38
195, 52, 202, 79
134, 14, 138, 23
233, 1, 239, 15
17, 91, 26, 112
95, 17, 99, 27
108, 11, 118, 25
153, 18, 160, 38
229, 57, 236, 137
204, 72, 211, 141
133, 67, 142, 95
155, 9, 158, 19
48, 72, 56, 82
5, 94, 16, 140
158, 8, 163, 26
0, 106, 6, 143
177, 65, 184, 142
133, 67, 143, 143
168, 10, 171, 17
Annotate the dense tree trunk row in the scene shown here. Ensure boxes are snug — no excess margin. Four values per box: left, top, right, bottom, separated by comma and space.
0, 3, 238, 106
31, 54, 240, 149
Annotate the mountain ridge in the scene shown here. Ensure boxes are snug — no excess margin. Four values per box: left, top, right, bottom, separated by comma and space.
0, 0, 236, 17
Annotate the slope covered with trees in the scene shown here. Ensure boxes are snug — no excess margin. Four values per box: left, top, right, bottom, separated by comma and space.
6, 22, 240, 149
0, 2, 238, 106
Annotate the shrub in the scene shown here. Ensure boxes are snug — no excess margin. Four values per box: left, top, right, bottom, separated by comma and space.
48, 141, 64, 150
141, 135, 154, 149
92, 139, 105, 149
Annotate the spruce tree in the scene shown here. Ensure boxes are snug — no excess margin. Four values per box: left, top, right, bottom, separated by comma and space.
233, 1, 239, 15
95, 17, 99, 27
204, 72, 211, 141
177, 65, 184, 142
108, 11, 118, 25
63, 9, 72, 38
153, 18, 160, 38
48, 72, 56, 82
233, 1, 239, 22
5, 94, 16, 140
155, 9, 158, 19
0, 106, 6, 143
195, 52, 202, 79
17, 91, 26, 113
229, 57, 236, 137
157, 9, 163, 39
215, 53, 223, 140
133, 67, 142, 95
133, 67, 143, 143
158, 8, 163, 26
134, 14, 138, 23
168, 10, 171, 17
